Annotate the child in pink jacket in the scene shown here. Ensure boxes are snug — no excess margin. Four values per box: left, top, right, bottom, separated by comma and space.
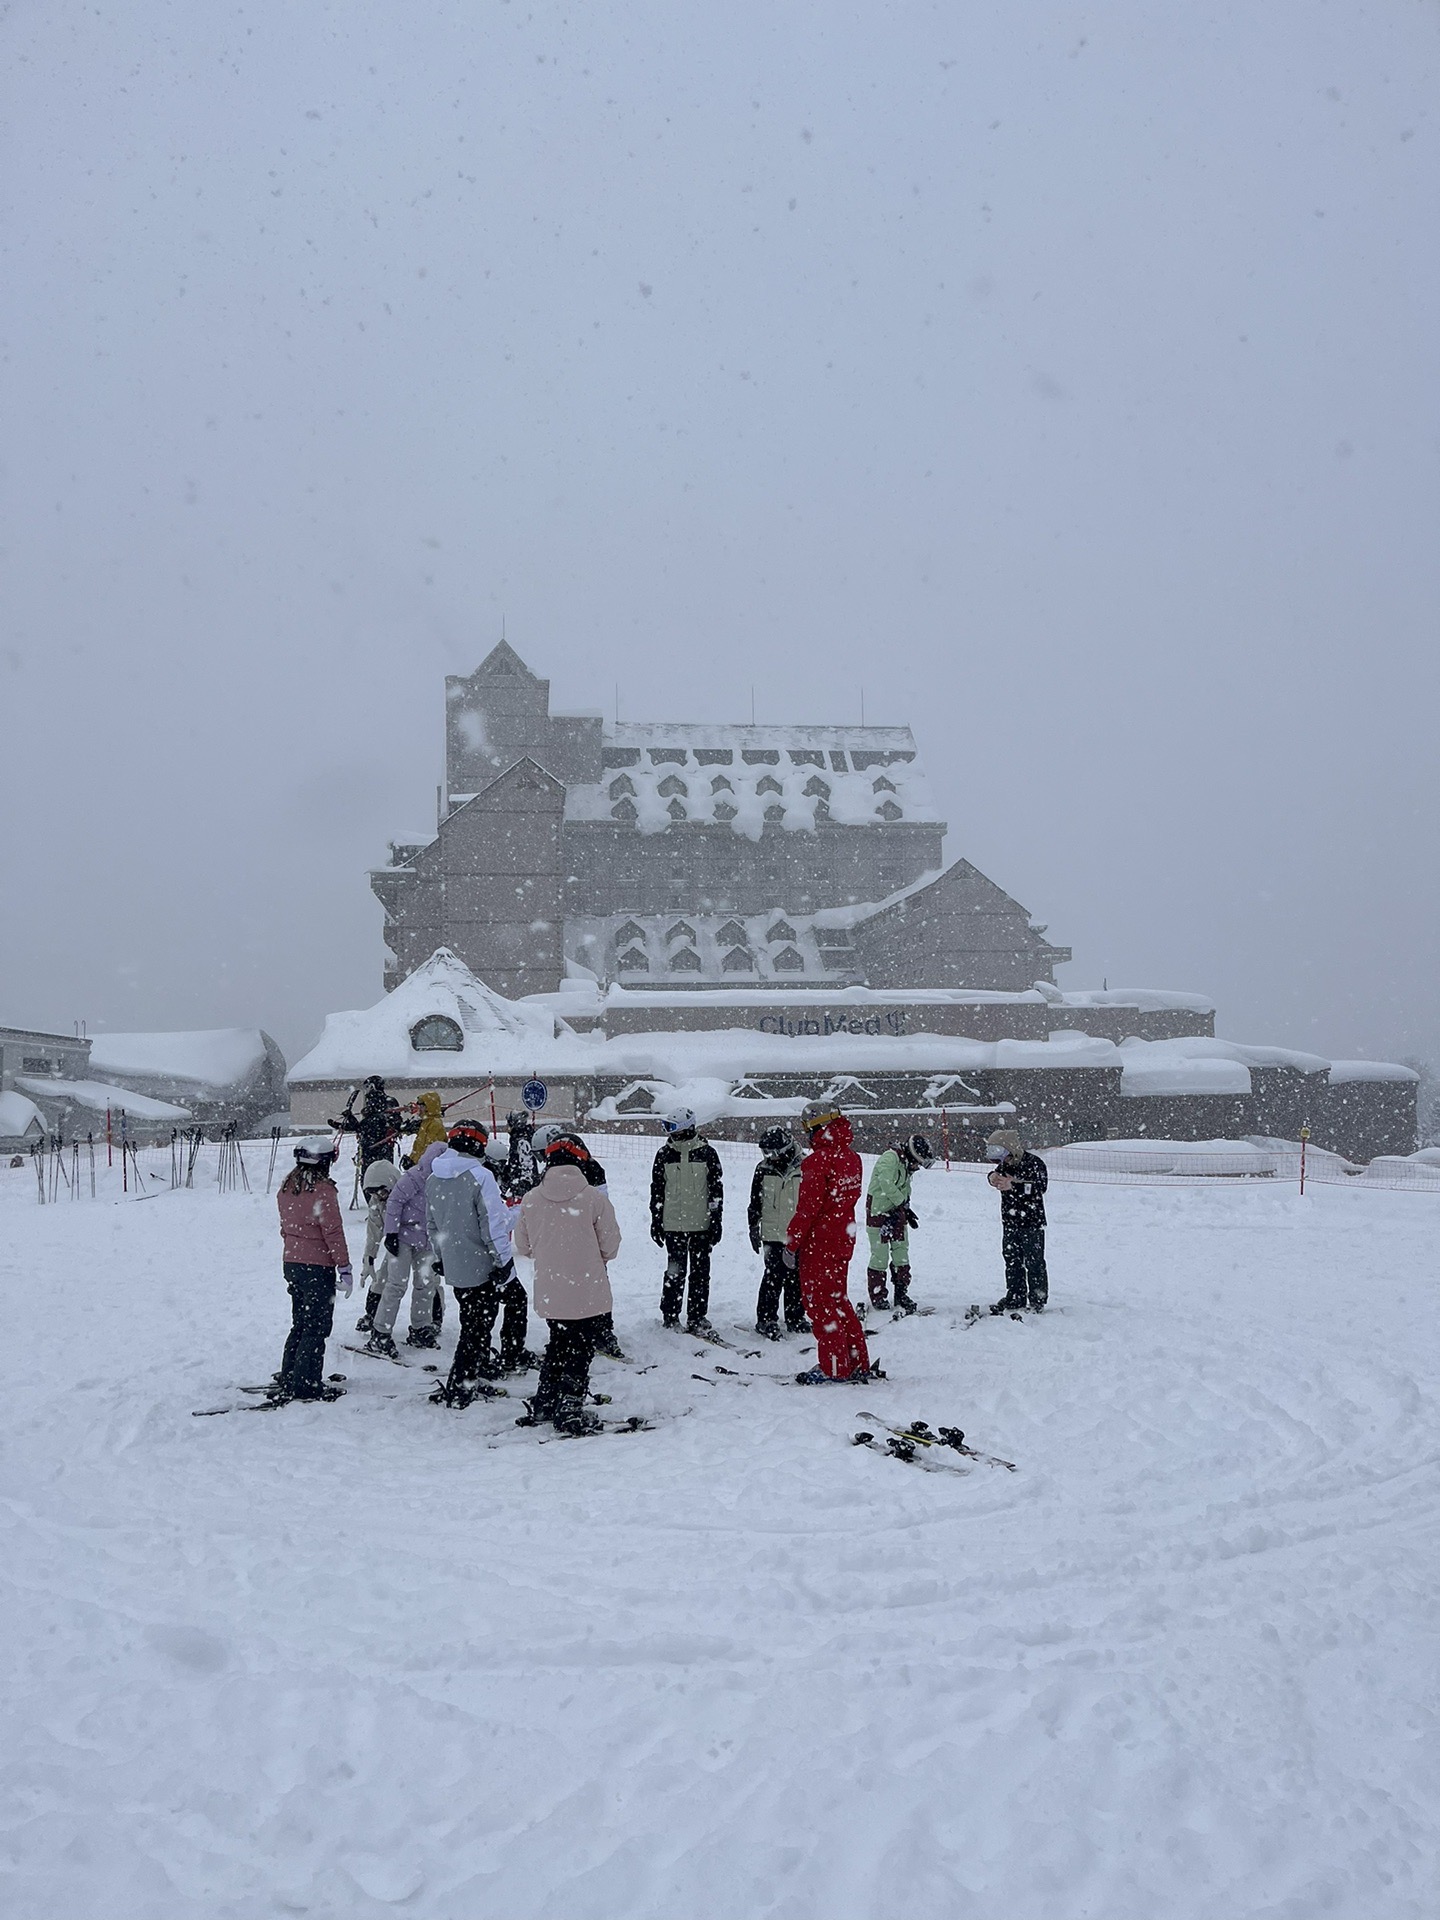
511, 1136, 621, 1436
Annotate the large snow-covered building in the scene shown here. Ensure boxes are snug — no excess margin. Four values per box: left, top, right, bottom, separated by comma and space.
371, 641, 1071, 999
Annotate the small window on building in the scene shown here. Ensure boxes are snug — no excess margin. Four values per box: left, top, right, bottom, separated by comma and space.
872, 775, 897, 793
609, 774, 637, 800
772, 946, 805, 972
666, 920, 697, 943
756, 774, 784, 796
789, 749, 825, 766
22, 1057, 54, 1073
657, 774, 688, 798
603, 748, 642, 768
649, 747, 688, 765
878, 799, 904, 821
694, 748, 733, 765
710, 773, 734, 793
721, 946, 755, 972
716, 919, 748, 944
668, 946, 702, 972
714, 801, 738, 821
410, 1015, 464, 1052
741, 749, 781, 765
666, 798, 688, 820
766, 919, 797, 943
763, 803, 786, 824
617, 947, 650, 972
613, 920, 646, 945
611, 799, 638, 825
829, 750, 849, 771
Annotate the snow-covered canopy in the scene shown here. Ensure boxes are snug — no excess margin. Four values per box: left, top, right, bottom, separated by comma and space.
0, 1090, 44, 1139
287, 948, 560, 1084
14, 1077, 190, 1121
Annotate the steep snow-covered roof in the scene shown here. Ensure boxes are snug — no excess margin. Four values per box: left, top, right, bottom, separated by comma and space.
287, 949, 560, 1084
89, 1029, 271, 1091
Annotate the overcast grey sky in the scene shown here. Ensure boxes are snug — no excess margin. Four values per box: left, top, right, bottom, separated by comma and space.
3, 2, 1436, 1065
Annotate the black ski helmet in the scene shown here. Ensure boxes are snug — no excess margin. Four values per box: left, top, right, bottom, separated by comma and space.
905, 1133, 935, 1168
758, 1125, 792, 1154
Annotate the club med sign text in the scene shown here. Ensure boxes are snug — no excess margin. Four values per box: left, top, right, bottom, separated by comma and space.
755, 1010, 910, 1038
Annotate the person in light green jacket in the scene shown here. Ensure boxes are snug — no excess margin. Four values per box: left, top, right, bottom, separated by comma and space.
649, 1109, 725, 1332
864, 1133, 935, 1314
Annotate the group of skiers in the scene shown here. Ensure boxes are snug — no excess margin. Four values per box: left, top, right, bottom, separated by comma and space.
268, 1073, 1051, 1431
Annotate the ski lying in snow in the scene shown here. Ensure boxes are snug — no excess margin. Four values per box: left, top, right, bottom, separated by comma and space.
685, 1327, 762, 1357
856, 1411, 1017, 1471
964, 1304, 1025, 1327
239, 1372, 348, 1395
537, 1415, 657, 1442
342, 1342, 442, 1370
853, 1430, 968, 1473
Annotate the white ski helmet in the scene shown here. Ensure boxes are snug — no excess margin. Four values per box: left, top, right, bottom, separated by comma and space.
294, 1137, 336, 1167
662, 1107, 698, 1135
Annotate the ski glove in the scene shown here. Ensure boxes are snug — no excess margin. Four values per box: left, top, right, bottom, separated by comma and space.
904, 1207, 919, 1230
384, 1232, 401, 1258
782, 1249, 797, 1270
650, 1226, 665, 1247
750, 1234, 762, 1255
431, 1256, 444, 1276
335, 1265, 354, 1298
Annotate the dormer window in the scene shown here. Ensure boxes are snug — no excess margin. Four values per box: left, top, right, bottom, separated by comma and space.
613, 921, 646, 946
611, 798, 638, 825
710, 774, 734, 793
716, 919, 748, 944
766, 919, 797, 943
666, 798, 688, 820
878, 799, 903, 821
772, 946, 805, 972
666, 921, 697, 944
802, 776, 831, 800
410, 1014, 464, 1052
617, 947, 650, 971
609, 774, 637, 800
872, 775, 897, 794
721, 946, 755, 972
657, 774, 688, 798
668, 946, 702, 972
756, 774, 784, 796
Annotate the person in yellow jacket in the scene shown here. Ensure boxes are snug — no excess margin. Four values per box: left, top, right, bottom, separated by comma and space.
409, 1090, 448, 1157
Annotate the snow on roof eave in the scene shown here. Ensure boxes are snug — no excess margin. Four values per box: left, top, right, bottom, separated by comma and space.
604, 722, 917, 748
87, 1028, 270, 1089
13, 1076, 192, 1120
1327, 1060, 1420, 1084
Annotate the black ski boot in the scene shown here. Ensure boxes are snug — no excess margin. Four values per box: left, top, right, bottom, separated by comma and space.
891, 1267, 918, 1316
363, 1330, 399, 1360
404, 1325, 440, 1350
865, 1269, 891, 1313
552, 1397, 603, 1437
756, 1321, 783, 1341
356, 1289, 382, 1333
592, 1319, 627, 1360
502, 1347, 542, 1374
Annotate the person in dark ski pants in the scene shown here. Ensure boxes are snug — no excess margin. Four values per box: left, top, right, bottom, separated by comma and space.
748, 1125, 806, 1339
649, 1108, 724, 1334
985, 1128, 1049, 1312
330, 1075, 404, 1168
512, 1136, 623, 1437
499, 1109, 541, 1202
533, 1126, 626, 1358
272, 1139, 352, 1403
426, 1123, 531, 1404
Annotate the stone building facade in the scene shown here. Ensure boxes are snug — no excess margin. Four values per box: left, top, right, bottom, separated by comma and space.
372, 642, 1070, 998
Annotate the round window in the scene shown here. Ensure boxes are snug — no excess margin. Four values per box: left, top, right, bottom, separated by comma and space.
410, 1015, 464, 1052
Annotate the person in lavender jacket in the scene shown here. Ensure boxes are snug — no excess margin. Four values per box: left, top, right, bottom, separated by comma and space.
358, 1140, 447, 1360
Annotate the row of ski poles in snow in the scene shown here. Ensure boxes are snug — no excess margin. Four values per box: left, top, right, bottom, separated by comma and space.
30, 1125, 261, 1201
31, 1133, 143, 1202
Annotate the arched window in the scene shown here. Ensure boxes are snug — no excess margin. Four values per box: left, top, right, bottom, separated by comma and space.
410, 1014, 464, 1052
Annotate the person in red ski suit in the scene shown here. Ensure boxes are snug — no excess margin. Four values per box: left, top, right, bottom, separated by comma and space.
787, 1103, 877, 1384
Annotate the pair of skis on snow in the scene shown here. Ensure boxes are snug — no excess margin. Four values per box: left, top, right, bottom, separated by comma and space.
852, 1412, 1017, 1474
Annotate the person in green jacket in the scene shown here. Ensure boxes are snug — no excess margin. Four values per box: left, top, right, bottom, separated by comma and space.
747, 1125, 807, 1339
649, 1108, 724, 1333
864, 1133, 935, 1314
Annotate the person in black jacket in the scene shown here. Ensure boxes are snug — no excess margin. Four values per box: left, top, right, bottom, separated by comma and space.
499, 1110, 541, 1202
330, 1076, 404, 1168
649, 1109, 724, 1333
985, 1128, 1050, 1312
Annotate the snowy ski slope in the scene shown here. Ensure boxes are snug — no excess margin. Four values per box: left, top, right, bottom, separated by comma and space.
1, 1141, 1436, 1918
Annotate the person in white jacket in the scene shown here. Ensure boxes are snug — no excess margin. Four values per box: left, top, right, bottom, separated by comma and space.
512, 1135, 622, 1436
425, 1123, 522, 1407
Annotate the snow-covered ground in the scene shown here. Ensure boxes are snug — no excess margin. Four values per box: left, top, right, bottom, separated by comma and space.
2, 1139, 1437, 1918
